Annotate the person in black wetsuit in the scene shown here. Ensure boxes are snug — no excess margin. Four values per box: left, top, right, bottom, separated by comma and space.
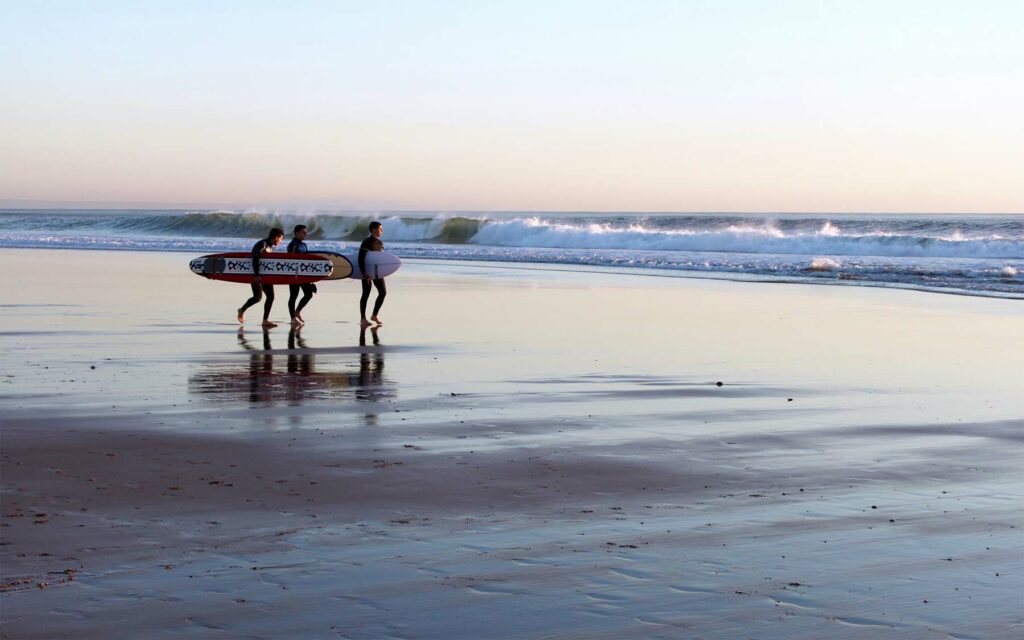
359, 221, 386, 328
237, 227, 284, 327
286, 224, 317, 325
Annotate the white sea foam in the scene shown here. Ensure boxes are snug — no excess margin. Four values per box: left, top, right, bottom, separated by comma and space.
468, 216, 1022, 259
819, 221, 842, 237
809, 257, 841, 271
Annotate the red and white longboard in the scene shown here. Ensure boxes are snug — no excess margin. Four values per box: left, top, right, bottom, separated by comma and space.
189, 252, 334, 285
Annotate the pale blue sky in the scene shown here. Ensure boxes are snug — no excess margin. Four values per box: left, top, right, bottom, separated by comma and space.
2, 1, 1022, 211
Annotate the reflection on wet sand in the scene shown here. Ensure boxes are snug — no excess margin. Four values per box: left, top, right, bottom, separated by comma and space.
188, 327, 394, 412
355, 327, 385, 404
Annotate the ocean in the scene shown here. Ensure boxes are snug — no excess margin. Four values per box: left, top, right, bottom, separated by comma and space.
1, 209, 1021, 299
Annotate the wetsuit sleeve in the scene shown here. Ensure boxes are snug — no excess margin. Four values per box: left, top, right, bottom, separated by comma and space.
358, 237, 372, 275
252, 240, 264, 276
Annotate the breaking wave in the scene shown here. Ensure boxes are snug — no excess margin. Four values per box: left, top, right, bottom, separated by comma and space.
2, 210, 1020, 260
1, 209, 1021, 297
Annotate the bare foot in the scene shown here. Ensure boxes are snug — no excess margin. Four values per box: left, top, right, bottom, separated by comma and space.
371, 315, 383, 325
262, 321, 278, 328
237, 308, 245, 323
295, 313, 305, 324
291, 317, 302, 326
360, 319, 372, 328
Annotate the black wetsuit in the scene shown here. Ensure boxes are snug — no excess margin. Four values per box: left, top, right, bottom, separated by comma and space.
286, 237, 316, 319
359, 235, 386, 320
239, 239, 275, 321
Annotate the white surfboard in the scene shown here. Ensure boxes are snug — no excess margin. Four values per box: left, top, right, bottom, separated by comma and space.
350, 251, 402, 279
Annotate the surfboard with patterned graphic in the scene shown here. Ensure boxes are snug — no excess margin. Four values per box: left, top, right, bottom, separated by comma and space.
188, 252, 333, 285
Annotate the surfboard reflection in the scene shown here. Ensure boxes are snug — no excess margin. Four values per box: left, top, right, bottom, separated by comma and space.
187, 326, 394, 408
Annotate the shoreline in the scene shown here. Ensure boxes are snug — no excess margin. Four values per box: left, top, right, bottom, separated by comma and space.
0, 243, 1019, 301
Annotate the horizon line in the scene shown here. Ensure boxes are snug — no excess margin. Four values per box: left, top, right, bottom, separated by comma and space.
1, 203, 1021, 217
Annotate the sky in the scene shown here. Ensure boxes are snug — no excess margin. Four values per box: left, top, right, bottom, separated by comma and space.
1, 1, 1022, 213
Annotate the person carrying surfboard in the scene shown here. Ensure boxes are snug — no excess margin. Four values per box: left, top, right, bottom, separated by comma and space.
359, 221, 387, 328
287, 224, 317, 325
237, 227, 284, 327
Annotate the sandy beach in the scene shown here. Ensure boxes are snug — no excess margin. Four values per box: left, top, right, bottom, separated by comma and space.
1, 248, 1021, 639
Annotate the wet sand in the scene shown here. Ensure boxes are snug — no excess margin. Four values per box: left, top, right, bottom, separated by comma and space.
1, 248, 1022, 639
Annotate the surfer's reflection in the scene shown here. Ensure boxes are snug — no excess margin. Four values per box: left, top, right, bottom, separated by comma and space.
356, 326, 385, 425
187, 327, 394, 409
286, 327, 312, 376
360, 325, 380, 347
234, 327, 277, 402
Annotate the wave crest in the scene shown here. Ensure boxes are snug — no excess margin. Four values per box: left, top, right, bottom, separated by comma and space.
1, 210, 1021, 260
470, 216, 1023, 259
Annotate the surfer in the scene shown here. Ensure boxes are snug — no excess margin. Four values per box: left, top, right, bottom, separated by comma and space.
237, 227, 284, 327
359, 221, 386, 328
287, 224, 317, 325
